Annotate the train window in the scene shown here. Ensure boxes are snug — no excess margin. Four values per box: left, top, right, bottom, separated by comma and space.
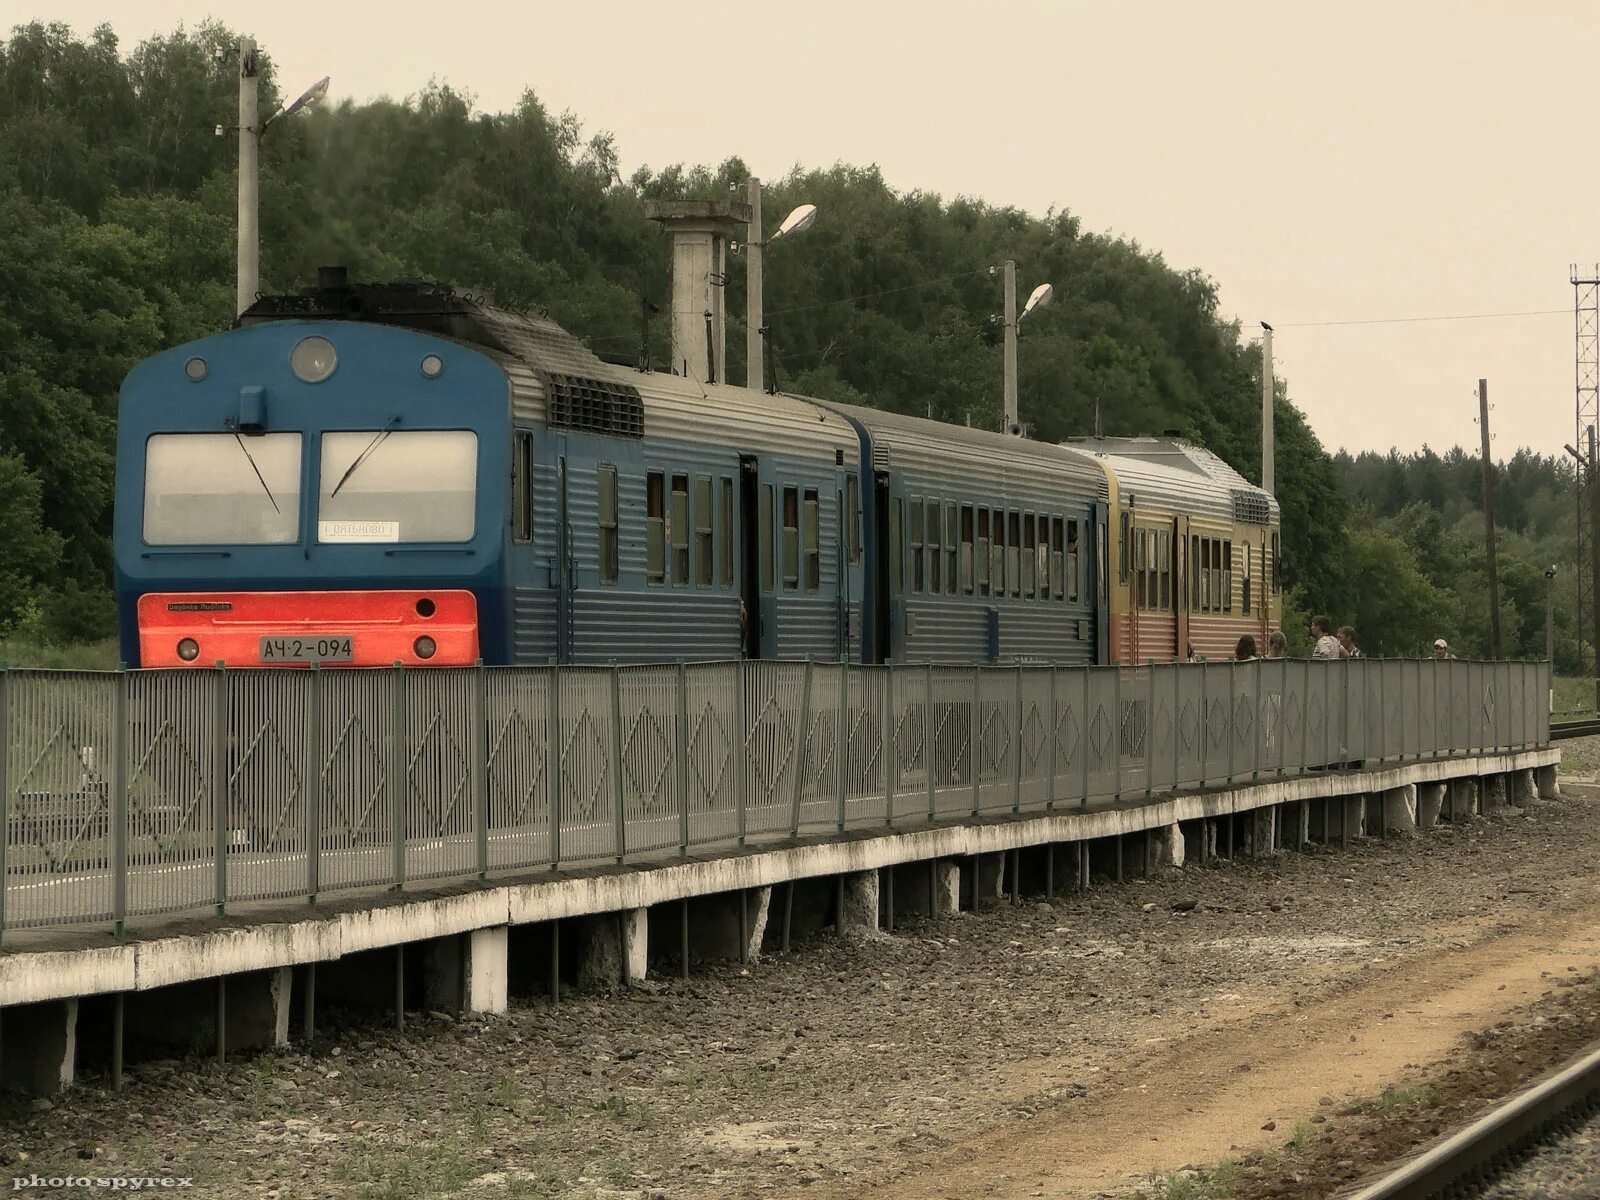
760, 484, 774, 592
598, 465, 618, 584
1242, 543, 1252, 614
670, 474, 690, 585
782, 486, 800, 590
695, 476, 713, 586
945, 503, 958, 595
1038, 516, 1052, 603
1271, 531, 1281, 593
1065, 519, 1079, 602
1021, 515, 1036, 599
1191, 535, 1201, 611
1200, 538, 1211, 611
144, 432, 302, 545
910, 498, 924, 594
512, 432, 534, 544
1007, 512, 1021, 598
845, 475, 861, 564
719, 477, 734, 588
1118, 511, 1130, 585
318, 430, 476, 543
891, 498, 904, 595
1133, 529, 1145, 609
1222, 540, 1233, 612
1159, 530, 1171, 611
994, 509, 1006, 597
646, 472, 666, 584
926, 501, 941, 594
976, 509, 990, 596
960, 505, 975, 594
803, 488, 820, 591
1211, 539, 1223, 613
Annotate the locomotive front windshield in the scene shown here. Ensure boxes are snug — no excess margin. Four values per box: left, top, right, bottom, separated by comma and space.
317, 429, 478, 543
143, 433, 303, 544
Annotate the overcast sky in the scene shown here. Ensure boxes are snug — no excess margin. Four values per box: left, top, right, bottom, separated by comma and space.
33, 0, 1600, 459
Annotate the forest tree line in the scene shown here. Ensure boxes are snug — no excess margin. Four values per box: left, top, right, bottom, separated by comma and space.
0, 20, 1576, 665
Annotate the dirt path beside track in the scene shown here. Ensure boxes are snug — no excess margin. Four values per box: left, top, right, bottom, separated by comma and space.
6, 772, 1599, 1200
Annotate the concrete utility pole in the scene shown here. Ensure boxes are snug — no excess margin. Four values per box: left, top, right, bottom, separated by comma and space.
1003, 259, 1020, 436
1479, 380, 1502, 659
746, 177, 763, 391
1260, 322, 1275, 495
643, 199, 749, 386
236, 37, 260, 317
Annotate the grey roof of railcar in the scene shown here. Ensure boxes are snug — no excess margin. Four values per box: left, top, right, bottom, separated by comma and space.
1062, 436, 1280, 524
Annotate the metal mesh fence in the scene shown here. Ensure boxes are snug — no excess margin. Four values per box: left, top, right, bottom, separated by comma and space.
0, 658, 1552, 933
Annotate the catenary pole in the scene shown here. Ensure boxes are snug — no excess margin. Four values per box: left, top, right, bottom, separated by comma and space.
236, 38, 259, 317
1003, 260, 1019, 435
747, 177, 763, 391
1479, 379, 1502, 659
1261, 323, 1275, 495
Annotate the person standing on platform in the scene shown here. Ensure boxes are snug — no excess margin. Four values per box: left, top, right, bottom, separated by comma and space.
1310, 616, 1342, 659
1337, 626, 1361, 658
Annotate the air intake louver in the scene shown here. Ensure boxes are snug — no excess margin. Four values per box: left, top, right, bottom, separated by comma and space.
544, 373, 644, 438
1231, 489, 1271, 525
872, 445, 891, 471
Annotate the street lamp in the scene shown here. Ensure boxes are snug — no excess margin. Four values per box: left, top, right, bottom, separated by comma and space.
746, 177, 817, 393
998, 261, 1053, 436
227, 38, 330, 316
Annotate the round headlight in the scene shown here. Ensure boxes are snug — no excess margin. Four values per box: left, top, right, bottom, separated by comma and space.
420, 354, 443, 379
291, 336, 337, 383
184, 357, 208, 382
413, 636, 437, 660
176, 638, 200, 662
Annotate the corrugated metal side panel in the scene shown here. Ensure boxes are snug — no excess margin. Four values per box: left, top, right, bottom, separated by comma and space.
996, 607, 1096, 666
512, 587, 556, 663
1114, 613, 1134, 664
773, 596, 842, 660
903, 600, 988, 663
1189, 614, 1259, 663
1134, 612, 1179, 662
571, 591, 741, 664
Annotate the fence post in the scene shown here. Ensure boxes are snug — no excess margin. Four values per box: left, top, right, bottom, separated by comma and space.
926, 662, 937, 823
787, 658, 815, 836
675, 660, 689, 856
1278, 656, 1289, 777
611, 662, 626, 864
1198, 662, 1208, 789
1226, 659, 1236, 784
1012, 663, 1024, 814
548, 658, 562, 871
213, 663, 228, 916
837, 658, 849, 833
1079, 666, 1090, 808
736, 662, 749, 847
1047, 664, 1058, 811
1341, 658, 1351, 765
882, 663, 895, 825
112, 665, 128, 938
390, 664, 406, 890
1171, 661, 1180, 793
1378, 657, 1387, 765
1112, 666, 1123, 801
473, 660, 489, 881
970, 666, 982, 816
1143, 661, 1155, 800
305, 665, 322, 903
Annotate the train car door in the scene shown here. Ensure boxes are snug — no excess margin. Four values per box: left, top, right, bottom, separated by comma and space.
738, 456, 764, 659
1174, 514, 1190, 661
871, 472, 892, 663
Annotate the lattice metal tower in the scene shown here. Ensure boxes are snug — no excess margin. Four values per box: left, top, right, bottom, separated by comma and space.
1573, 265, 1600, 671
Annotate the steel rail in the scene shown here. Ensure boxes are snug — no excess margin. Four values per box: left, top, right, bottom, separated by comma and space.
1338, 1041, 1600, 1199
1552, 719, 1600, 740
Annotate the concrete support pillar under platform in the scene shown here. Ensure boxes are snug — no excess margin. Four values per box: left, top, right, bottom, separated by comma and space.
0, 998, 77, 1096
1447, 778, 1479, 821
1417, 782, 1447, 829
1382, 785, 1418, 835
424, 928, 510, 1014
1537, 764, 1561, 800
1153, 824, 1185, 868
1286, 801, 1311, 849
934, 862, 961, 915
1249, 808, 1277, 857
1513, 769, 1539, 807
840, 871, 879, 935
576, 910, 649, 993
688, 887, 772, 962
974, 853, 1006, 904
1482, 774, 1509, 813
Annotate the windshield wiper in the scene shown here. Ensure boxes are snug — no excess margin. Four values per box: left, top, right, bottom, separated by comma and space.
232, 433, 280, 514
329, 417, 400, 498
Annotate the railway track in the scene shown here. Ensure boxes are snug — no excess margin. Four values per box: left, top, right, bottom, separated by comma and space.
1337, 1041, 1600, 1199
1551, 718, 1600, 740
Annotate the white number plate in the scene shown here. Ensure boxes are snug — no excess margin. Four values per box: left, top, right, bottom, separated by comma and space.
258, 636, 353, 663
